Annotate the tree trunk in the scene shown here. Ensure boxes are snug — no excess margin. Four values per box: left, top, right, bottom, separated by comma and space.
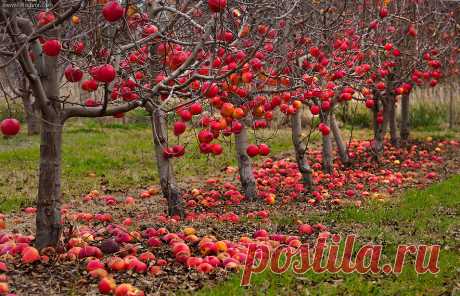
35, 115, 62, 249
150, 108, 184, 218
372, 98, 389, 156
330, 114, 350, 166
34, 45, 63, 249
388, 97, 399, 147
21, 93, 40, 136
449, 84, 454, 129
320, 113, 333, 174
235, 124, 258, 200
400, 93, 410, 143
291, 109, 313, 190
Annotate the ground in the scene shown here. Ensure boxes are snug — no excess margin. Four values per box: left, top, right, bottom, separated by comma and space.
0, 120, 459, 295
195, 176, 460, 296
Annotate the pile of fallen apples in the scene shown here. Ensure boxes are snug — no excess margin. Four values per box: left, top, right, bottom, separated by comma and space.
179, 139, 458, 217
0, 220, 329, 295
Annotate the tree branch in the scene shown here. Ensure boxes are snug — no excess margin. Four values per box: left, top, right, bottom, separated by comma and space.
62, 100, 143, 121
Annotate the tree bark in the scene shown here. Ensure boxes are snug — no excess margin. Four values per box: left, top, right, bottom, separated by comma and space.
372, 98, 389, 156
34, 46, 64, 249
449, 83, 454, 129
388, 97, 399, 147
291, 109, 313, 190
400, 93, 410, 143
21, 92, 40, 136
150, 108, 184, 218
320, 112, 333, 174
330, 114, 350, 166
35, 115, 62, 249
234, 124, 258, 200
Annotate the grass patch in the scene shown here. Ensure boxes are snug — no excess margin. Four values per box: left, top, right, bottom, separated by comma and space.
193, 175, 460, 296
0, 196, 32, 213
0, 121, 294, 212
410, 102, 448, 129
336, 103, 372, 128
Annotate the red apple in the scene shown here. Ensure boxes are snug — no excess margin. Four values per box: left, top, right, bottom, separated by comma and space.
103, 1, 124, 22
108, 256, 126, 272
379, 7, 388, 18
0, 118, 20, 136
21, 246, 40, 264
258, 144, 270, 156
246, 144, 259, 157
197, 262, 214, 273
87, 259, 105, 272
178, 109, 192, 121
211, 143, 223, 155
298, 224, 314, 235
310, 105, 320, 115
0, 282, 8, 295
208, 0, 227, 13
99, 277, 116, 294
201, 82, 219, 97
64, 65, 83, 82
42, 39, 61, 56
94, 64, 117, 83
173, 121, 187, 136
81, 80, 99, 92
198, 130, 214, 143
190, 103, 203, 115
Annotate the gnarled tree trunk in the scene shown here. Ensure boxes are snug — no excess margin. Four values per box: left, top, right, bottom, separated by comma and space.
320, 112, 333, 174
400, 93, 410, 143
35, 114, 62, 249
150, 108, 184, 218
235, 124, 258, 200
291, 109, 313, 190
330, 114, 350, 166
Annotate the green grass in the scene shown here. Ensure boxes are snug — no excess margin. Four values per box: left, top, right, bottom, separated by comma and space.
410, 102, 449, 129
336, 103, 372, 128
193, 175, 460, 296
0, 120, 294, 212
0, 116, 457, 214
0, 117, 457, 213
335, 100, 454, 131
